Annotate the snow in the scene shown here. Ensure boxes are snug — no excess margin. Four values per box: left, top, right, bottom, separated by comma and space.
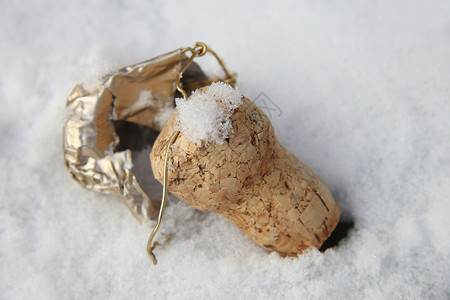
155, 106, 175, 130
121, 90, 156, 116
1, 0, 450, 299
175, 82, 242, 145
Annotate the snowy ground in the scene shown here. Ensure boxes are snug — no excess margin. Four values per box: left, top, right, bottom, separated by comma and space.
1, 1, 449, 299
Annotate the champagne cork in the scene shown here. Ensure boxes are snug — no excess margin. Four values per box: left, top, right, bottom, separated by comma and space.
150, 91, 340, 256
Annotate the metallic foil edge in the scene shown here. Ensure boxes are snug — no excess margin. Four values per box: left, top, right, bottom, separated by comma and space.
63, 49, 189, 224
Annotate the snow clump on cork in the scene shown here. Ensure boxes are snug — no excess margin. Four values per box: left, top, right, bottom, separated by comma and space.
175, 82, 242, 146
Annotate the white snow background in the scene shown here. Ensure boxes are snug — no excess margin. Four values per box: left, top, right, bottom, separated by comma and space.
1, 1, 449, 299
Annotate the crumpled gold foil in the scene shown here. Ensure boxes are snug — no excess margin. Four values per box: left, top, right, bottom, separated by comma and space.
63, 48, 209, 224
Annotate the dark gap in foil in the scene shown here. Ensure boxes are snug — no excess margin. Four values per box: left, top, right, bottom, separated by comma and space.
112, 120, 162, 201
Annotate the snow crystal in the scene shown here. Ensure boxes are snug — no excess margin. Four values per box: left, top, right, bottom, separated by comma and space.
121, 90, 156, 116
175, 82, 242, 146
155, 106, 175, 129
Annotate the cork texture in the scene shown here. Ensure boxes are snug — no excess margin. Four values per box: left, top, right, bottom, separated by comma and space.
150, 93, 340, 256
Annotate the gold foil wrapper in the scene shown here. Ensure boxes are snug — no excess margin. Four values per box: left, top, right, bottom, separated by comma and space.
63, 49, 209, 223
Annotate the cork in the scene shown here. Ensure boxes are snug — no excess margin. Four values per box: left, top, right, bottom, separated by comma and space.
150, 93, 340, 256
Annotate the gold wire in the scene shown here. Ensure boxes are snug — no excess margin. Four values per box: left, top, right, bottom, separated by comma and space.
146, 130, 179, 265
146, 41, 236, 265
